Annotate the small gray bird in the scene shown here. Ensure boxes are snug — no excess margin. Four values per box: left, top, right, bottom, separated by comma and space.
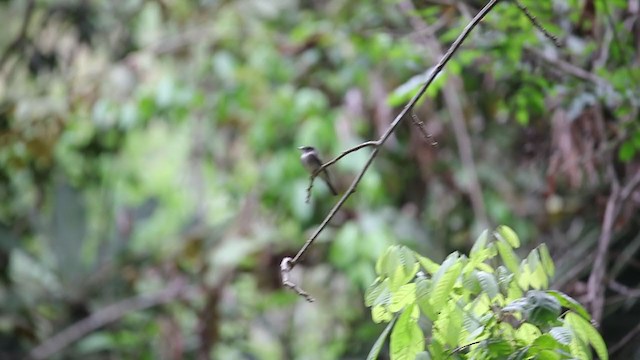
298, 146, 338, 195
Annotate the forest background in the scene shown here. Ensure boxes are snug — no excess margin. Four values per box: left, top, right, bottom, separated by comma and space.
1, 0, 640, 358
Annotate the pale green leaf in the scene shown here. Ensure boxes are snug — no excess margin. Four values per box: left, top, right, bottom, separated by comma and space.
389, 283, 417, 312
372, 304, 393, 323
365, 278, 384, 307
545, 290, 591, 321
565, 312, 608, 360
495, 225, 521, 248
417, 254, 440, 275
470, 229, 489, 257
476, 271, 499, 299
390, 305, 424, 360
496, 241, 520, 275
430, 260, 463, 314
538, 243, 555, 278
550, 327, 573, 345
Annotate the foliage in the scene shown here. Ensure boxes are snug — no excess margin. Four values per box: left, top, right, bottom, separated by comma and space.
365, 226, 608, 360
0, 0, 639, 358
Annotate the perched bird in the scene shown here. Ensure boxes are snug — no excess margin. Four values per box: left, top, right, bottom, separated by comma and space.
298, 146, 338, 195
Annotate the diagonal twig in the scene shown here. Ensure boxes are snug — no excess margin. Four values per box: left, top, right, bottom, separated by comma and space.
30, 278, 192, 360
305, 141, 380, 203
513, 0, 561, 47
282, 0, 502, 300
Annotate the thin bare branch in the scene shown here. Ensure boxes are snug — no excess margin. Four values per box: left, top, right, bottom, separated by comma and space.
527, 48, 613, 89
283, 0, 502, 299
399, 0, 488, 228
609, 280, 640, 298
513, 0, 561, 47
585, 164, 640, 324
280, 257, 314, 302
305, 141, 380, 203
30, 278, 192, 360
0, 0, 36, 71
411, 113, 438, 146
611, 320, 640, 354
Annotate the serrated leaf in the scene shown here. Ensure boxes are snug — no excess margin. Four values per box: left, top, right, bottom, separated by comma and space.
390, 304, 424, 360
568, 335, 591, 360
531, 263, 548, 290
376, 247, 390, 276
476, 271, 499, 299
503, 298, 528, 313
399, 246, 418, 274
430, 260, 463, 314
433, 300, 463, 347
526, 291, 561, 328
476, 262, 495, 273
416, 277, 436, 320
390, 283, 417, 312
417, 254, 440, 275
367, 315, 397, 360
527, 249, 540, 272
517, 262, 531, 290
565, 312, 608, 360
495, 225, 521, 248
496, 241, 520, 275
545, 290, 591, 321
443, 301, 463, 347
515, 323, 542, 343
550, 327, 573, 345
538, 244, 555, 278
365, 279, 385, 307
372, 304, 393, 323
486, 339, 514, 358
470, 229, 489, 257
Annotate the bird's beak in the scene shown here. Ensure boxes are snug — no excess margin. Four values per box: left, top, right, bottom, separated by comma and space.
297, 146, 305, 150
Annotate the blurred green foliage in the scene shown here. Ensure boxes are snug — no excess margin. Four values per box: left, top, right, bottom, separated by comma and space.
0, 0, 639, 359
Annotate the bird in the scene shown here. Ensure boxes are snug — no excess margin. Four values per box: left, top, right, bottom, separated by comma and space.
298, 146, 338, 195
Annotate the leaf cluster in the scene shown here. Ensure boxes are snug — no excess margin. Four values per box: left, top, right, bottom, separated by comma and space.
365, 226, 607, 360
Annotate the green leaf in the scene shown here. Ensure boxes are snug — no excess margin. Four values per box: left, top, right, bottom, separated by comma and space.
530, 333, 563, 351
545, 290, 591, 321
377, 246, 401, 278
476, 271, 499, 300
390, 304, 424, 360
527, 249, 540, 272
486, 339, 514, 358
389, 283, 417, 312
433, 300, 463, 347
365, 279, 384, 307
470, 229, 489, 257
526, 291, 561, 328
618, 140, 636, 162
367, 315, 398, 360
430, 259, 463, 314
372, 304, 393, 323
549, 326, 573, 345
530, 263, 548, 290
495, 225, 521, 248
417, 254, 440, 275
515, 323, 542, 343
496, 241, 520, 275
538, 244, 555, 278
565, 312, 608, 360
416, 277, 436, 320
390, 262, 419, 290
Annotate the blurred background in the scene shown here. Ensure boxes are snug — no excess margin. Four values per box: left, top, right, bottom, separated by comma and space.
1, 0, 639, 358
